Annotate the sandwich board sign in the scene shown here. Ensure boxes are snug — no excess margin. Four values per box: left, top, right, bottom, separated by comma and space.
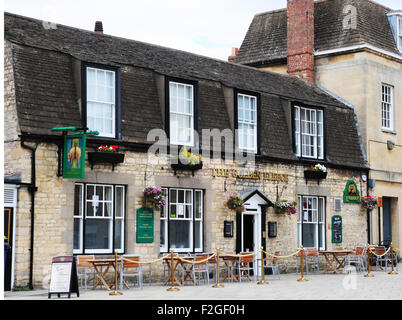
48, 256, 79, 298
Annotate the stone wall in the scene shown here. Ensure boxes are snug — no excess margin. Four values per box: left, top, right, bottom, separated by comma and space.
6, 142, 368, 287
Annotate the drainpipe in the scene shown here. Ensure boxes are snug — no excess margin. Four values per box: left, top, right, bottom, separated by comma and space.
20, 140, 38, 290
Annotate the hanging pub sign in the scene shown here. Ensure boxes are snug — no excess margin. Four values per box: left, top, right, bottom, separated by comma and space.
136, 207, 154, 243
48, 256, 79, 298
343, 180, 360, 203
63, 133, 86, 179
331, 215, 342, 243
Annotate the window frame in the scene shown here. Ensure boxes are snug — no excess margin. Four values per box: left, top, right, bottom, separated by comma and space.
381, 83, 394, 132
159, 187, 204, 253
398, 16, 402, 52
165, 77, 198, 147
82, 63, 121, 139
292, 103, 326, 160
234, 89, 260, 154
297, 195, 326, 251
73, 182, 126, 255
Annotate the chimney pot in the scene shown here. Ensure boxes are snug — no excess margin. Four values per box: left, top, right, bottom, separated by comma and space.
95, 21, 103, 34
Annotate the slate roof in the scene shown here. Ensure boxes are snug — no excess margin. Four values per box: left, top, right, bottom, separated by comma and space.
234, 0, 401, 65
4, 12, 368, 168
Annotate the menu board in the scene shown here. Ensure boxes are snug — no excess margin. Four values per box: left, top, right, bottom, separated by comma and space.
48, 256, 79, 298
136, 207, 154, 243
332, 215, 342, 243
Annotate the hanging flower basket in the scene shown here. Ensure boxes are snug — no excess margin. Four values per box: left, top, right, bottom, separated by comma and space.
142, 186, 167, 209
361, 195, 377, 210
274, 200, 297, 216
226, 192, 244, 212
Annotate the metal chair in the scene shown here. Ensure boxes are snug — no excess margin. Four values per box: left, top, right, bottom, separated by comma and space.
76, 255, 96, 289
192, 254, 210, 285
375, 246, 391, 272
207, 253, 228, 283
119, 255, 142, 290
237, 252, 254, 282
345, 246, 366, 273
306, 248, 320, 273
262, 251, 280, 280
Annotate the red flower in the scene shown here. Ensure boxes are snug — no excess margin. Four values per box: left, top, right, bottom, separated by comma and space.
101, 145, 107, 150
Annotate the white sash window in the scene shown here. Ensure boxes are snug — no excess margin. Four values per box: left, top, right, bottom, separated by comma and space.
237, 93, 257, 153
381, 84, 394, 131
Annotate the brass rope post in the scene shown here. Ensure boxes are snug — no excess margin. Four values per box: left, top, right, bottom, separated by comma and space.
364, 244, 374, 278
167, 249, 179, 291
109, 250, 123, 296
213, 248, 224, 288
257, 247, 268, 285
388, 243, 398, 275
297, 246, 308, 282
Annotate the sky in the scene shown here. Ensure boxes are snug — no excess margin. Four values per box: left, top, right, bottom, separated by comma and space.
3, 0, 402, 61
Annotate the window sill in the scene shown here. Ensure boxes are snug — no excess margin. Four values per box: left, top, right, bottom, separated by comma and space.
381, 129, 397, 135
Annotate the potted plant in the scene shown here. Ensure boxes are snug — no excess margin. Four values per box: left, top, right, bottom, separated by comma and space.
304, 163, 327, 181
361, 195, 377, 210
274, 200, 297, 215
226, 192, 244, 212
142, 186, 167, 209
171, 146, 203, 174
88, 145, 125, 170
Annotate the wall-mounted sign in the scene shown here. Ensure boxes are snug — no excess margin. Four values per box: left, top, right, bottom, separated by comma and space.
212, 168, 288, 183
268, 222, 277, 238
224, 221, 234, 238
343, 180, 360, 203
48, 256, 79, 299
378, 197, 383, 208
332, 215, 342, 243
63, 133, 86, 179
136, 207, 154, 243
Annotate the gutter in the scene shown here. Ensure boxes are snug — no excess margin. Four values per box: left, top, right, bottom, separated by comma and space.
20, 139, 38, 290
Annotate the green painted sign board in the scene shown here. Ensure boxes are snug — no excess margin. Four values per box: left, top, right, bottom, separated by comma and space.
332, 215, 342, 243
136, 207, 154, 243
343, 180, 360, 203
63, 133, 86, 179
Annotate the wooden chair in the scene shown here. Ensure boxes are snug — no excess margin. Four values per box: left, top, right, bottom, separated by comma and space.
119, 255, 142, 290
76, 255, 96, 289
375, 246, 390, 271
192, 254, 210, 285
306, 248, 320, 273
237, 252, 254, 282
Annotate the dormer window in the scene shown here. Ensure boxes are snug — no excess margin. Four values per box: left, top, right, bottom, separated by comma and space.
84, 65, 119, 138
294, 105, 324, 159
236, 91, 259, 154
387, 12, 402, 53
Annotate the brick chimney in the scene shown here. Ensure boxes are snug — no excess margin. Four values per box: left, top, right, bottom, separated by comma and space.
228, 47, 238, 63
286, 0, 314, 84
94, 21, 103, 34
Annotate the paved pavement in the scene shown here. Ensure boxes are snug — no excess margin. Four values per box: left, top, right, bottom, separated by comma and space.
4, 270, 402, 300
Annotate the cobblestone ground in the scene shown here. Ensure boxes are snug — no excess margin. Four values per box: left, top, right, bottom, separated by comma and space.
4, 270, 402, 300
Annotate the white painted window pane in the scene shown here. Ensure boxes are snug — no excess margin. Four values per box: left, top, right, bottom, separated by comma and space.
85, 219, 112, 250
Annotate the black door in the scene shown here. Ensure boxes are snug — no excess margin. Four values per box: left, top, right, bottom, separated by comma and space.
382, 198, 392, 245
4, 208, 13, 291
243, 215, 254, 252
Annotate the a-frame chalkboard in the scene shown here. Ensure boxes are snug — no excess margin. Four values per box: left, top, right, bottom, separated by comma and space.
48, 256, 79, 298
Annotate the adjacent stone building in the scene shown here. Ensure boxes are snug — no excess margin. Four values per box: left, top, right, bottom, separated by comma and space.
234, 0, 402, 258
4, 12, 369, 289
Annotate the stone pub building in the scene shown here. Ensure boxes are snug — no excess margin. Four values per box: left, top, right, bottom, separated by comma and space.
4, 12, 369, 289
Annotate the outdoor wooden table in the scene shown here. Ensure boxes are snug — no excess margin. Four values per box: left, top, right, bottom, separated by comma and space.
221, 254, 239, 282
163, 256, 183, 286
88, 258, 127, 290
320, 250, 353, 274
